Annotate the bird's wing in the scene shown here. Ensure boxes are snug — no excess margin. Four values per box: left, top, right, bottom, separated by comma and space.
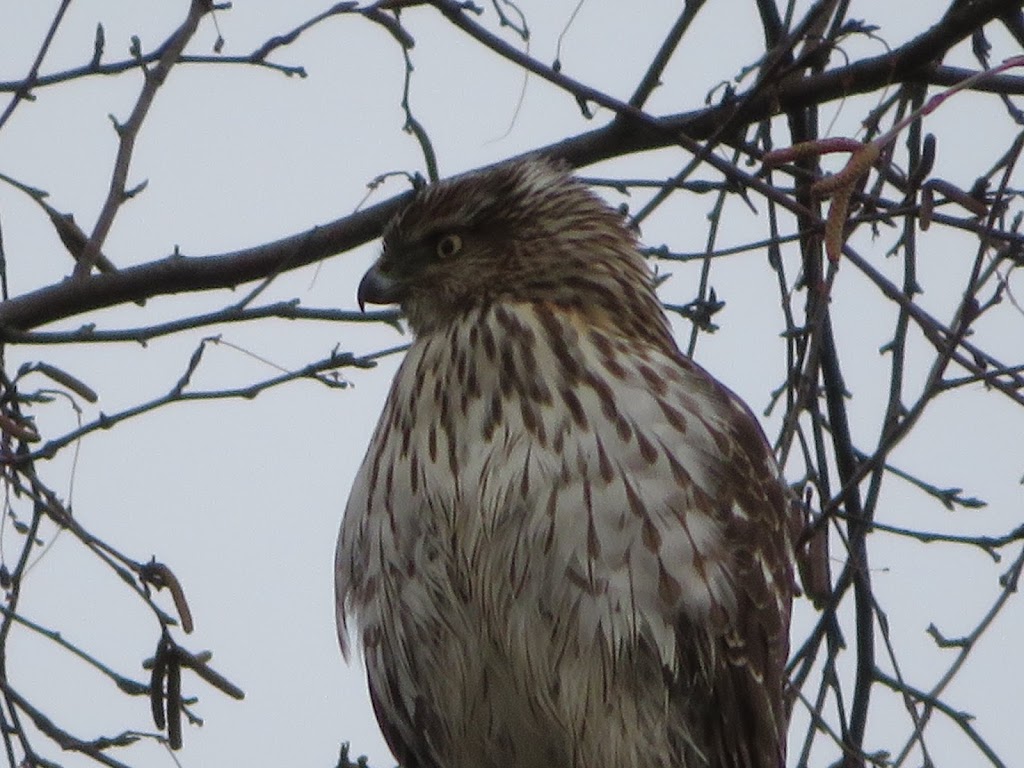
517, 329, 794, 767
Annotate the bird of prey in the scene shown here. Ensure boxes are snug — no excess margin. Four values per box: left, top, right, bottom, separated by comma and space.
336, 158, 796, 768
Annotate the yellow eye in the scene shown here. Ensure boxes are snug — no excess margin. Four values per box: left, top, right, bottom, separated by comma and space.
436, 233, 462, 258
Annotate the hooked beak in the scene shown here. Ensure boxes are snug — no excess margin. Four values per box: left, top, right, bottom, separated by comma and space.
357, 263, 404, 311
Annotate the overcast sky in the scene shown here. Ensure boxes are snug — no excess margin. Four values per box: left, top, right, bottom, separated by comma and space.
0, 2, 1021, 767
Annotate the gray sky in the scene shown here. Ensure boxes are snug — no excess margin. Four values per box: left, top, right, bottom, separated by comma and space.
0, 2, 1021, 766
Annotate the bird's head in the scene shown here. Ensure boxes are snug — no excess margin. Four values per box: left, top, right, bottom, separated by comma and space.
358, 158, 668, 343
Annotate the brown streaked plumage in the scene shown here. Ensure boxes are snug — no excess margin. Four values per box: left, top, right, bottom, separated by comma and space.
336, 158, 796, 768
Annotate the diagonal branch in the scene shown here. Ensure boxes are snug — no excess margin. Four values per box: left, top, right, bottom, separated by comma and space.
75, 0, 215, 277
0, 0, 1019, 334
0, 0, 72, 132
0, 195, 402, 334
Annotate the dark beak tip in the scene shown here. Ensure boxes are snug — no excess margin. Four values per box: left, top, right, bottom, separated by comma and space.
356, 275, 368, 313
357, 264, 401, 310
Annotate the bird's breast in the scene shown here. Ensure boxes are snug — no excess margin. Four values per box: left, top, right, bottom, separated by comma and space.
341, 302, 743, 659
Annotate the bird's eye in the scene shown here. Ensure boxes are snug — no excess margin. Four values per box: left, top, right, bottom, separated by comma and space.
435, 233, 462, 259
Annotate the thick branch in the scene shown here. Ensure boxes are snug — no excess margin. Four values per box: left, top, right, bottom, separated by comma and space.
0, 0, 1018, 334
0, 196, 402, 334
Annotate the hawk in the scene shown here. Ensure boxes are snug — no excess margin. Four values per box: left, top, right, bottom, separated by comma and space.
336, 158, 795, 768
